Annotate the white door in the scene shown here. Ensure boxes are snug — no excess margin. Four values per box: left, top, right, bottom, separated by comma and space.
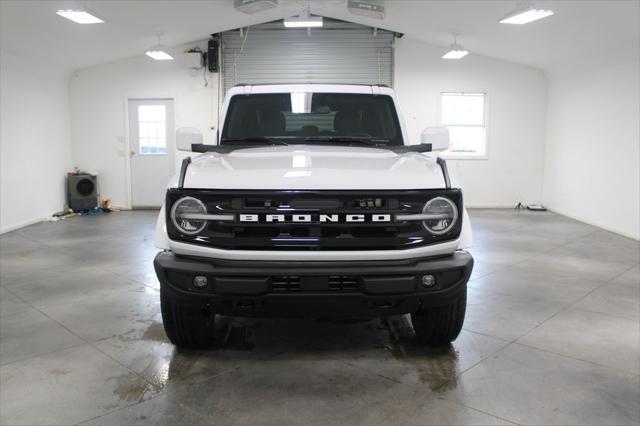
128, 99, 175, 208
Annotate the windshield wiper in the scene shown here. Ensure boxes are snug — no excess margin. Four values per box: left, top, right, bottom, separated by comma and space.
221, 137, 289, 146
303, 136, 390, 147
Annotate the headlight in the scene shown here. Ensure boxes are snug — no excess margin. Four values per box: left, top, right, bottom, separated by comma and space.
170, 196, 207, 235
422, 197, 458, 235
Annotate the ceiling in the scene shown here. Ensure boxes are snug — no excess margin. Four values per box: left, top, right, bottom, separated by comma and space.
1, 0, 638, 76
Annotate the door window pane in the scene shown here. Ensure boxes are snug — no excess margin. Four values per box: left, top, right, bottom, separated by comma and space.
441, 93, 486, 157
138, 105, 167, 155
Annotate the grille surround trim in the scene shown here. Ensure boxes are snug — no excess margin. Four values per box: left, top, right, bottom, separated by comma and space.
166, 189, 463, 251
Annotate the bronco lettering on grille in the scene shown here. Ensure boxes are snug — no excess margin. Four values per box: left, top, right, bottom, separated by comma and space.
238, 214, 392, 223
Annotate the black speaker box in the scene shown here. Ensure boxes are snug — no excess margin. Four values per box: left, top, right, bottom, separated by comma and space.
207, 38, 219, 72
67, 174, 98, 211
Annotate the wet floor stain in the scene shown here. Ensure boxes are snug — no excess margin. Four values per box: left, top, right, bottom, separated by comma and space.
48, 367, 72, 376
142, 322, 169, 343
111, 314, 460, 394
381, 315, 461, 391
111, 374, 163, 402
416, 350, 460, 391
114, 321, 168, 343
101, 402, 120, 412
165, 351, 202, 382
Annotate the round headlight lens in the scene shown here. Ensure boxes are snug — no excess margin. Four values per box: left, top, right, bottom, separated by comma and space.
170, 197, 207, 235
422, 197, 458, 235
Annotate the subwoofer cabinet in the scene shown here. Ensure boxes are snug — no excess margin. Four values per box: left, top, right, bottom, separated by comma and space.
67, 174, 98, 211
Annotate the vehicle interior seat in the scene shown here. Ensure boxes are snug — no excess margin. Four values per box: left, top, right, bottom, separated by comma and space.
301, 125, 319, 136
334, 109, 364, 135
258, 109, 286, 136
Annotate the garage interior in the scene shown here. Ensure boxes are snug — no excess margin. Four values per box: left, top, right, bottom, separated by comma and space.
0, 1, 639, 425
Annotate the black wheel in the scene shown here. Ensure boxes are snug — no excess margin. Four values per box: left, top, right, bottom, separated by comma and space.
411, 289, 466, 346
160, 290, 215, 348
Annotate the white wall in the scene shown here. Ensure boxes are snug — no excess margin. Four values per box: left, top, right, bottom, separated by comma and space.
0, 58, 72, 233
543, 60, 640, 240
70, 42, 218, 209
394, 38, 548, 207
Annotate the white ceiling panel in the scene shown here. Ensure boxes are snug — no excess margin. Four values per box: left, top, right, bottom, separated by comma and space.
1, 0, 638, 75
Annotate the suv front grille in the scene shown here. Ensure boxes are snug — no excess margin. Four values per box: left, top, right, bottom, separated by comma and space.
166, 189, 462, 251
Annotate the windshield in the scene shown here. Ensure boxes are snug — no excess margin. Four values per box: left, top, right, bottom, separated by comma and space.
221, 93, 404, 146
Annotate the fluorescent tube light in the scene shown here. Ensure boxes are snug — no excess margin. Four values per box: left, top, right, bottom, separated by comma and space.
442, 34, 469, 59
145, 33, 173, 61
442, 38, 469, 60
284, 7, 322, 28
284, 15, 323, 28
145, 50, 174, 61
442, 49, 469, 60
56, 9, 104, 24
499, 7, 554, 24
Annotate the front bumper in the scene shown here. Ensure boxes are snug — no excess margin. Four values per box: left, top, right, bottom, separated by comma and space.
154, 251, 473, 317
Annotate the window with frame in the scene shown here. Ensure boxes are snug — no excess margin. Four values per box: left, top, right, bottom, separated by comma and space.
441, 92, 486, 158
138, 105, 167, 155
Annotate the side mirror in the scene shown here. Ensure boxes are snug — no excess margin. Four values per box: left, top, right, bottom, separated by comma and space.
176, 127, 203, 152
421, 126, 450, 152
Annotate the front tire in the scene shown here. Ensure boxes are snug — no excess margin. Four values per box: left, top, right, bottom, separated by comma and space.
161, 290, 215, 348
411, 289, 466, 346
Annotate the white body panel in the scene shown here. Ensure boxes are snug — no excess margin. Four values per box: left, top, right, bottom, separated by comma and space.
155, 84, 472, 259
182, 145, 446, 190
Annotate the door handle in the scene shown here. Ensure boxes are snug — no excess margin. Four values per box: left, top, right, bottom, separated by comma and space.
129, 151, 135, 156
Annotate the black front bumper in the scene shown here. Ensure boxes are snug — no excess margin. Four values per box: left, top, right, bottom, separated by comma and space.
154, 251, 473, 317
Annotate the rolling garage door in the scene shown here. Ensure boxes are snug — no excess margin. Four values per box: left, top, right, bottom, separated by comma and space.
221, 19, 396, 94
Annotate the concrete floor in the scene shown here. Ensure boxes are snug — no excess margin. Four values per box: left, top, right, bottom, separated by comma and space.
0, 209, 638, 425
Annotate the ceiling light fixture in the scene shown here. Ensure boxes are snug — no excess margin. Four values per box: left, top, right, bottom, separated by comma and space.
499, 5, 554, 24
234, 0, 278, 14
145, 34, 174, 61
284, 6, 323, 28
145, 50, 174, 61
442, 34, 469, 60
347, 0, 385, 20
56, 9, 104, 24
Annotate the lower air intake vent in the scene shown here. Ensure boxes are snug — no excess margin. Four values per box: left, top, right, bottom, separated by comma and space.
271, 276, 300, 292
328, 276, 359, 291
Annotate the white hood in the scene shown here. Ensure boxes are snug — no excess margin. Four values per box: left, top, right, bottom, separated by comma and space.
181, 145, 447, 190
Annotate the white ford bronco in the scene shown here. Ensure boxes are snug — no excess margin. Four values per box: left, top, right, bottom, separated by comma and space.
154, 84, 473, 348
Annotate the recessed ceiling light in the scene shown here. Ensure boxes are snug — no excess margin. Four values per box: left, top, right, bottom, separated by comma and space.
442, 34, 469, 60
284, 7, 323, 28
56, 10, 104, 24
499, 6, 554, 24
145, 50, 174, 61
